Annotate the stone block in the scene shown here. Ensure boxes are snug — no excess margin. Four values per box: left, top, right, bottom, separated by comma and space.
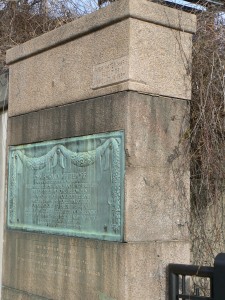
7, 92, 189, 242
6, 0, 196, 117
2, 230, 190, 300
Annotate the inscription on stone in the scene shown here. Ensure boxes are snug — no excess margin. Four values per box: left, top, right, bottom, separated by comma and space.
8, 131, 124, 241
92, 56, 129, 89
17, 239, 101, 280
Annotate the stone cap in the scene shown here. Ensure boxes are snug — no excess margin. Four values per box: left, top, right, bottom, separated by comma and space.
6, 0, 196, 65
0, 71, 8, 109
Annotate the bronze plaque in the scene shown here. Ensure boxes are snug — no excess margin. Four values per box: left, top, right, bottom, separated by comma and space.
7, 131, 124, 241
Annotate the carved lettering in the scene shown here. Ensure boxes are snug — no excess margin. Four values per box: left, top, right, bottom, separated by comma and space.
92, 56, 129, 89
16, 239, 102, 281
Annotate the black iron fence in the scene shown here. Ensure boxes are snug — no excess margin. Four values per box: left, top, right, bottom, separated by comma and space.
169, 253, 225, 300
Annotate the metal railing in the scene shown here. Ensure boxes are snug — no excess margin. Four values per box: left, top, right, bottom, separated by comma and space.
169, 253, 225, 300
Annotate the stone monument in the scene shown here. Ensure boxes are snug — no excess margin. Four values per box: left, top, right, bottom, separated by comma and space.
2, 0, 196, 299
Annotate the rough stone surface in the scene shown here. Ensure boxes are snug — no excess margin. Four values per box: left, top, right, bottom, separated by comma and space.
129, 18, 192, 100
7, 0, 196, 117
2, 230, 190, 300
8, 91, 190, 242
124, 166, 189, 242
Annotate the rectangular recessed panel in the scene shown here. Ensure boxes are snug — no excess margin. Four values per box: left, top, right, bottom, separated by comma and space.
92, 56, 129, 89
7, 131, 125, 241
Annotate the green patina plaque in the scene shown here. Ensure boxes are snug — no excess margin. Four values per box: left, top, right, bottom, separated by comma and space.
7, 131, 124, 241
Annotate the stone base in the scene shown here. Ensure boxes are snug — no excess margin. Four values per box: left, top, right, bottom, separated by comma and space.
2, 230, 189, 300
3, 91, 190, 300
